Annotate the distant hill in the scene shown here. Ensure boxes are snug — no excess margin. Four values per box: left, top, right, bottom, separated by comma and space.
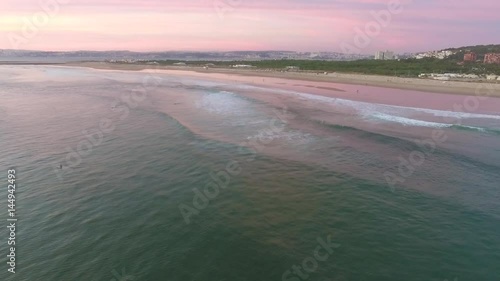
443, 44, 500, 60
0, 49, 370, 62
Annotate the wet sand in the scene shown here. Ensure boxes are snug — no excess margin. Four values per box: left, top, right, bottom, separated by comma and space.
65, 61, 500, 98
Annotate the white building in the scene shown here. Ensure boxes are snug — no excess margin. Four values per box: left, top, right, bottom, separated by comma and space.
285, 66, 300, 71
414, 50, 455, 60
375, 50, 395, 60
418, 73, 483, 81
232, 64, 254, 68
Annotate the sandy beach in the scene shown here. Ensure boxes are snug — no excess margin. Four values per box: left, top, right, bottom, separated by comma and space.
65, 61, 500, 98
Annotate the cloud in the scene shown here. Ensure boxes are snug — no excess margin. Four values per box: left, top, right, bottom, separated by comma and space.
1, 0, 498, 52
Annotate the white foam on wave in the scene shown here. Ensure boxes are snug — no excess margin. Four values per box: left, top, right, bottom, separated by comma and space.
195, 91, 251, 115
459, 125, 488, 132
192, 89, 316, 146
333, 98, 500, 121
231, 85, 500, 131
233, 84, 500, 121
370, 113, 491, 132
371, 113, 453, 128
247, 130, 314, 145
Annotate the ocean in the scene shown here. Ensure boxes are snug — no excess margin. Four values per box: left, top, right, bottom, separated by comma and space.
0, 65, 499, 281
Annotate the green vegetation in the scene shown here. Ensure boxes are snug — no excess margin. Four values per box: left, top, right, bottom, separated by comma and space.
118, 44, 500, 77
140, 58, 500, 77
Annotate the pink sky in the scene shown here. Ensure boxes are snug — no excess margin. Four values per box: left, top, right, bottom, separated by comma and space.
1, 0, 499, 53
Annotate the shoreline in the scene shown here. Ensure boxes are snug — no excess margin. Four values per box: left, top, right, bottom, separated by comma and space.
11, 61, 500, 97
